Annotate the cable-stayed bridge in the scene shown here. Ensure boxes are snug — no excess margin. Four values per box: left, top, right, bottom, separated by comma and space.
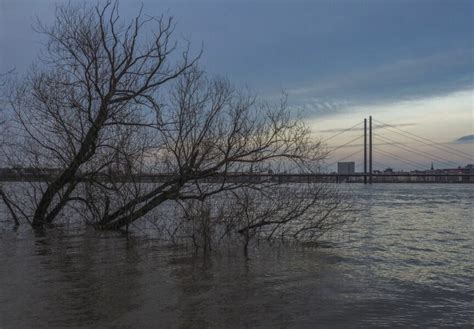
322, 116, 473, 183
1, 117, 472, 184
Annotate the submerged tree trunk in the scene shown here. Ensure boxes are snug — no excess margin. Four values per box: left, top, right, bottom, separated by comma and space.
31, 102, 110, 227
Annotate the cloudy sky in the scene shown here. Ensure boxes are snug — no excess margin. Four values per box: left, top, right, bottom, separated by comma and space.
1, 0, 472, 170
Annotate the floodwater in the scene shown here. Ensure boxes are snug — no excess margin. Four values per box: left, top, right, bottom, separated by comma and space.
0, 184, 473, 328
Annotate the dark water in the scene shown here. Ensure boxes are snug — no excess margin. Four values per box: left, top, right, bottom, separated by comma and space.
0, 184, 473, 328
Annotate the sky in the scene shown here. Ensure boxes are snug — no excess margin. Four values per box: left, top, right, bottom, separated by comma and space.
0, 0, 472, 171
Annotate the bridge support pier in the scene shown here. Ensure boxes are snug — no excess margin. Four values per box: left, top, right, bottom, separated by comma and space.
369, 116, 373, 184
364, 118, 367, 184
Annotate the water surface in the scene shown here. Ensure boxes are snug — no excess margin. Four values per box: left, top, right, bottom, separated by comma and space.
0, 184, 472, 328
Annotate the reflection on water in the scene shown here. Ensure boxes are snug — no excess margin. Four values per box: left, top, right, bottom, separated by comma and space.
0, 184, 473, 328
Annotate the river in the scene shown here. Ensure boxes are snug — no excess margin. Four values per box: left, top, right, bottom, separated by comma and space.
0, 183, 472, 328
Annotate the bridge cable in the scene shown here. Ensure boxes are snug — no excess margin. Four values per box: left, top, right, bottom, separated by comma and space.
374, 133, 461, 168
327, 134, 364, 152
373, 147, 428, 170
373, 119, 473, 160
373, 160, 393, 170
321, 121, 364, 142
326, 148, 362, 168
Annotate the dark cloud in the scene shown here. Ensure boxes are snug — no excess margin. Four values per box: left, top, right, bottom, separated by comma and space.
1, 0, 472, 105
288, 48, 473, 106
455, 135, 474, 143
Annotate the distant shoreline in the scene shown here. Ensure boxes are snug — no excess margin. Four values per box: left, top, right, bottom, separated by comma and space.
1, 172, 473, 184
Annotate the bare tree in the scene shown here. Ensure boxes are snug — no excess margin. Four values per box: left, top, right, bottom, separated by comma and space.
0, 68, 14, 120
80, 68, 327, 231
0, 68, 17, 225
139, 183, 352, 255
3, 1, 197, 228
1, 1, 348, 248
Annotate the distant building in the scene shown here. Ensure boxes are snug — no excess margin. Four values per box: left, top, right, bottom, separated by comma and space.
337, 162, 355, 174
